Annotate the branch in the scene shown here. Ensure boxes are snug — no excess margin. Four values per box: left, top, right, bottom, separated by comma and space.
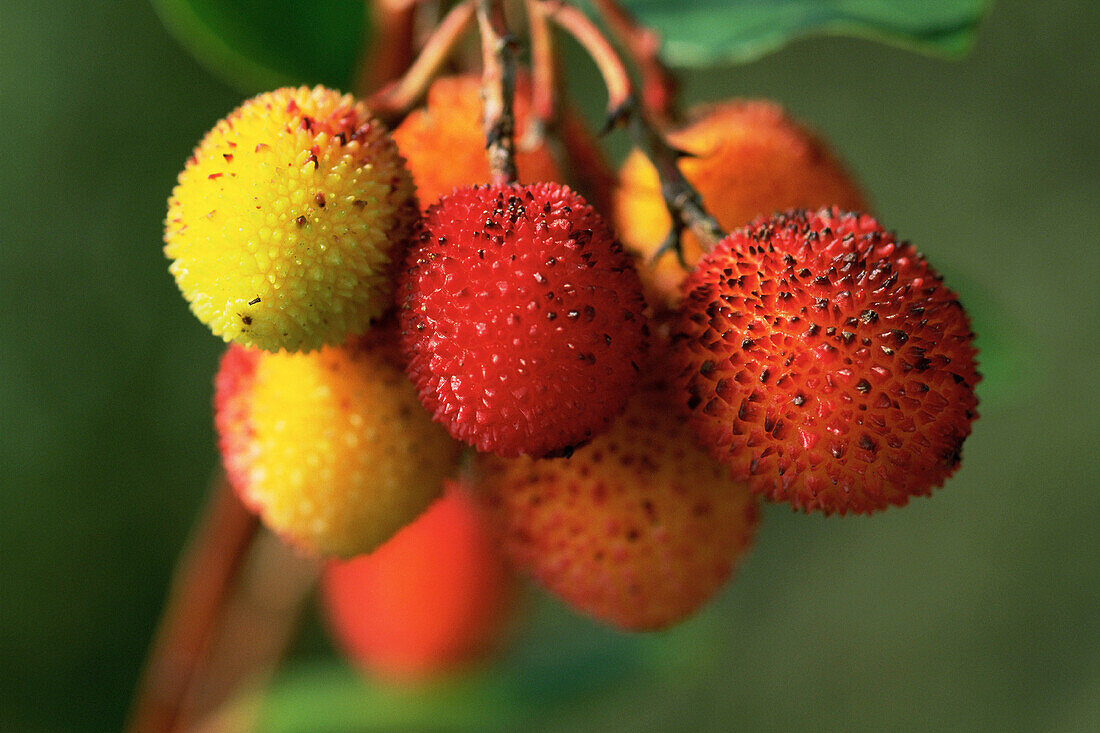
180, 532, 320, 732
477, 0, 519, 186
591, 0, 678, 123
629, 113, 725, 256
127, 473, 259, 733
368, 0, 477, 125
355, 0, 420, 99
522, 0, 557, 151
545, 0, 720, 256
541, 0, 632, 131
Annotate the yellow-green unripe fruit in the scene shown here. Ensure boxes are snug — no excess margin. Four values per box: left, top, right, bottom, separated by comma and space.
165, 86, 418, 352
215, 331, 462, 557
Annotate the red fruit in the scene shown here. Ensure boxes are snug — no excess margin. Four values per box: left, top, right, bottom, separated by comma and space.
399, 183, 648, 457
476, 377, 759, 631
673, 208, 979, 514
321, 482, 515, 682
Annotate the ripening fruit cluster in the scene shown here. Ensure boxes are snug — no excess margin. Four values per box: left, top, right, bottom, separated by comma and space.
165, 76, 978, 647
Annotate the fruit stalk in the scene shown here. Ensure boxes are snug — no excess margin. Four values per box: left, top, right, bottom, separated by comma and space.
128, 473, 259, 733
541, 0, 632, 127
356, 0, 420, 99
477, 0, 519, 185
522, 0, 557, 150
180, 532, 319, 731
546, 0, 723, 255
628, 112, 726, 258
369, 0, 477, 125
591, 0, 678, 122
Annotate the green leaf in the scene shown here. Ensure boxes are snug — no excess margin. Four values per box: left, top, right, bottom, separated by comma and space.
594, 0, 992, 67
152, 0, 991, 96
149, 0, 367, 93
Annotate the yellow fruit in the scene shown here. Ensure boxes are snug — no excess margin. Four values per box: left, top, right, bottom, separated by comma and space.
615, 100, 868, 307
166, 86, 418, 352
214, 331, 460, 557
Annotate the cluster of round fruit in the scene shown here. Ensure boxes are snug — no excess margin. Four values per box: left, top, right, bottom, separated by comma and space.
165, 76, 979, 667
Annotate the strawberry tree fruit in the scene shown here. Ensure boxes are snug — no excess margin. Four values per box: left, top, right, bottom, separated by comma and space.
399, 182, 648, 458
214, 329, 461, 557
165, 86, 418, 352
673, 208, 979, 514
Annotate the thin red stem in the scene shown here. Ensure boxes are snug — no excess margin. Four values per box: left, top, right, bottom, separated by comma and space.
356, 0, 420, 99
541, 0, 632, 130
522, 0, 557, 150
591, 0, 678, 123
545, 1, 720, 254
179, 533, 320, 731
477, 0, 519, 186
368, 0, 477, 125
127, 473, 259, 733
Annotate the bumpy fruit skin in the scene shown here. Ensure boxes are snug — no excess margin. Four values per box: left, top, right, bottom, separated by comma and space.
393, 75, 615, 216
166, 86, 418, 352
615, 100, 867, 307
399, 183, 648, 458
213, 330, 460, 557
321, 481, 515, 682
476, 377, 759, 631
673, 208, 979, 515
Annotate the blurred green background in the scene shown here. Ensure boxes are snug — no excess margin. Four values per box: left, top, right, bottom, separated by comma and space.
2, 0, 1098, 730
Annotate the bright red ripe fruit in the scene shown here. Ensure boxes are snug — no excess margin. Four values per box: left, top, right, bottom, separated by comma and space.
321, 482, 515, 682
399, 183, 648, 458
673, 208, 979, 515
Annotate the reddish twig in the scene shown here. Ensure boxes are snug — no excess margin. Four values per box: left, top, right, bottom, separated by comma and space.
546, 0, 719, 256
127, 473, 259, 733
591, 0, 678, 123
477, 0, 519, 186
522, 0, 557, 151
356, 0, 420, 99
180, 532, 321, 732
541, 0, 632, 131
629, 113, 725, 257
368, 0, 478, 125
